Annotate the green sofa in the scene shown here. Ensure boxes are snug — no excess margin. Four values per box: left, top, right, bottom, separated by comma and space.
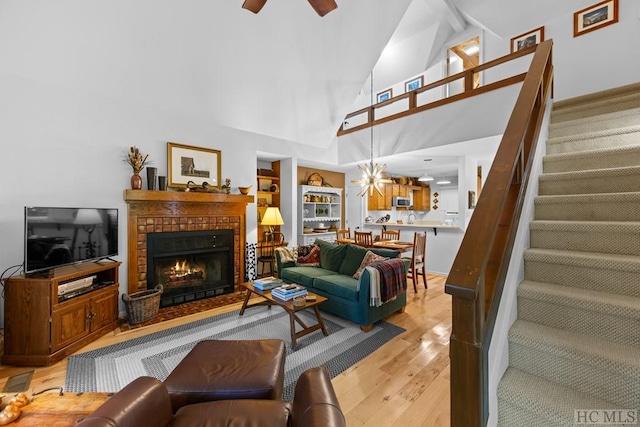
275, 239, 407, 331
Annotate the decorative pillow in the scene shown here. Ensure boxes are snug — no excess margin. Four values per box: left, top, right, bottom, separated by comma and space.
296, 245, 314, 258
353, 250, 388, 279
296, 245, 321, 267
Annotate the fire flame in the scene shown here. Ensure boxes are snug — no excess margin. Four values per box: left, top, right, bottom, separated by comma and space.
172, 259, 199, 278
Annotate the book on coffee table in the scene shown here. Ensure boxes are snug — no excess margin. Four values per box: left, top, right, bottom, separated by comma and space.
254, 276, 283, 290
271, 285, 308, 301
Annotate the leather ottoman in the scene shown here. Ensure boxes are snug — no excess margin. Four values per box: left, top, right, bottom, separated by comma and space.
163, 339, 286, 412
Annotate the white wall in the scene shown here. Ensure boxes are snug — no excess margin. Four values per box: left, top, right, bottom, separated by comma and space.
482, 0, 640, 101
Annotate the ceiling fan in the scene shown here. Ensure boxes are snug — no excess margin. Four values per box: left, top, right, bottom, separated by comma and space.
242, 0, 338, 17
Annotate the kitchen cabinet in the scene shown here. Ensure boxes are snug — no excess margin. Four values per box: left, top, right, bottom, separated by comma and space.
367, 183, 392, 210
412, 185, 431, 211
368, 183, 414, 210
392, 184, 410, 198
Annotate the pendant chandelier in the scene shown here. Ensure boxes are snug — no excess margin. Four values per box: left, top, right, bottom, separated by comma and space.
351, 72, 392, 197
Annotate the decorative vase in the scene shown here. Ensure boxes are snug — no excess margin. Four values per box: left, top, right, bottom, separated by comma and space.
146, 166, 157, 190
131, 173, 143, 190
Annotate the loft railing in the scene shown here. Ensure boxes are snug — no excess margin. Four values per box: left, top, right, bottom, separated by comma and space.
445, 39, 553, 426
337, 43, 544, 136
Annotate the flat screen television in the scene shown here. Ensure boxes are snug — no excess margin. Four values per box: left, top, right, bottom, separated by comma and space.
24, 207, 118, 274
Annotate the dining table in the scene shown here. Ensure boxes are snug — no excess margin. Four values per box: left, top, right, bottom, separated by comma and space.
337, 238, 413, 254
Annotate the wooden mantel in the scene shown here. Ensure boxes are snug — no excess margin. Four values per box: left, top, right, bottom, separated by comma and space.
123, 190, 254, 295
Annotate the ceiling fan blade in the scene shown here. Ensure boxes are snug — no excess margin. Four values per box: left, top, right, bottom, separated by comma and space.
242, 0, 267, 14
307, 0, 338, 17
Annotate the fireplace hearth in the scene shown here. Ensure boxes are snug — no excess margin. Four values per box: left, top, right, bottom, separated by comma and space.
147, 229, 234, 308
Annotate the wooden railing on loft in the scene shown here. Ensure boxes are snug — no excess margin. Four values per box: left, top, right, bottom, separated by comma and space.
445, 39, 553, 426
337, 43, 544, 136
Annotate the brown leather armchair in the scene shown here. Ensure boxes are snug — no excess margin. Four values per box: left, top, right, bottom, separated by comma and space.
76, 367, 346, 427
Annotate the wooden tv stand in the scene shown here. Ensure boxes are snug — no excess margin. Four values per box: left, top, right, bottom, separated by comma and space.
2, 261, 121, 367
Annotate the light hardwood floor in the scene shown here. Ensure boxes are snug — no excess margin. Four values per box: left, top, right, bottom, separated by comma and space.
0, 273, 450, 426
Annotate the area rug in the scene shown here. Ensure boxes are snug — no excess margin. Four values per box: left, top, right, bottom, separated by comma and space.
66, 306, 405, 401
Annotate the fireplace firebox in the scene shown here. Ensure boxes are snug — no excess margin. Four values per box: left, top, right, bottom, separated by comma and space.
147, 229, 234, 308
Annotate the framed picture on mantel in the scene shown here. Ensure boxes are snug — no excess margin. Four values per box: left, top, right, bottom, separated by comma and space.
167, 142, 221, 188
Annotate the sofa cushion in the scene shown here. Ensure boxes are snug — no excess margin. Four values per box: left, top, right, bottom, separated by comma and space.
353, 251, 389, 279
312, 275, 359, 301
314, 239, 347, 272
338, 244, 400, 276
281, 267, 334, 288
337, 244, 368, 276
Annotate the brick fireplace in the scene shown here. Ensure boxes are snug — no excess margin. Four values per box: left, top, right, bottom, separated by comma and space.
123, 190, 253, 297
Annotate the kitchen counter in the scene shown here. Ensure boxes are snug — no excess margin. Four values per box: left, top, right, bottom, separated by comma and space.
364, 220, 459, 234
361, 221, 464, 275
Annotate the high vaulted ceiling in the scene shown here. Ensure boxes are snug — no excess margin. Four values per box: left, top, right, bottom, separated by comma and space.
1, 0, 586, 178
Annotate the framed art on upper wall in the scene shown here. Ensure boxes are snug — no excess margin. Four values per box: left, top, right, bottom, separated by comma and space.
167, 142, 221, 188
574, 0, 618, 37
376, 88, 392, 103
510, 26, 545, 53
404, 76, 423, 92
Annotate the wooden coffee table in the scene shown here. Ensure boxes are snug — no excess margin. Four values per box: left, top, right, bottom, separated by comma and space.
7, 391, 111, 426
239, 282, 328, 350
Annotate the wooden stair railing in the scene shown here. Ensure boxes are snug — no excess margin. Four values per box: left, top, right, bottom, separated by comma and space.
445, 39, 554, 426
338, 43, 542, 137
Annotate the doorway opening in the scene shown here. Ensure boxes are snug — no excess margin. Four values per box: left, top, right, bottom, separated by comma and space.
446, 36, 480, 96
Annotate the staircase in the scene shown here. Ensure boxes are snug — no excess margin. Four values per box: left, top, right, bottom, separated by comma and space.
497, 82, 640, 426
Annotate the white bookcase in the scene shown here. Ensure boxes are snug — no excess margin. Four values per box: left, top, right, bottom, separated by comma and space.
298, 185, 342, 245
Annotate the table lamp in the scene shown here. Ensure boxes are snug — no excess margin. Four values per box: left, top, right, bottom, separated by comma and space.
261, 207, 284, 235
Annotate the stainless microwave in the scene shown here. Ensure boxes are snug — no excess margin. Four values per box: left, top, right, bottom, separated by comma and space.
393, 197, 411, 207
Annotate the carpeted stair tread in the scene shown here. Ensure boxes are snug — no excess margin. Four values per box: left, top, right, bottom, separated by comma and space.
548, 107, 640, 139
529, 220, 640, 255
543, 144, 640, 173
548, 124, 640, 145
517, 280, 640, 346
524, 252, 640, 299
508, 320, 640, 406
538, 166, 640, 195
546, 125, 640, 155
509, 320, 640, 378
553, 82, 640, 110
517, 279, 640, 322
534, 192, 640, 221
551, 91, 640, 123
497, 368, 620, 426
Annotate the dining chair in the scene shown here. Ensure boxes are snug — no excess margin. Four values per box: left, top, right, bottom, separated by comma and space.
257, 231, 285, 277
380, 229, 400, 241
405, 231, 427, 292
353, 231, 373, 248
336, 228, 351, 243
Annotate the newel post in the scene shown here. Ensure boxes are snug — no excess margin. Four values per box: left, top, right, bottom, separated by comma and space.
448, 288, 483, 427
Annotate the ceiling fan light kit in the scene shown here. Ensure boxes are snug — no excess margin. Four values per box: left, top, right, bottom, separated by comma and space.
242, 0, 337, 16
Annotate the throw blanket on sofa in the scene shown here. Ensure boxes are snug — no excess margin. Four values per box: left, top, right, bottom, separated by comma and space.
275, 247, 296, 263
364, 258, 407, 307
